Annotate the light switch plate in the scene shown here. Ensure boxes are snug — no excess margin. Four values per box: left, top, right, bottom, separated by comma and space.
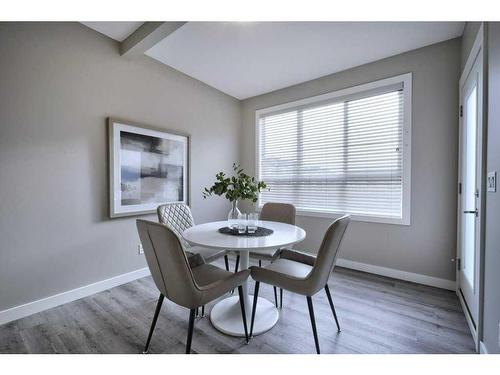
487, 171, 497, 192
138, 244, 144, 254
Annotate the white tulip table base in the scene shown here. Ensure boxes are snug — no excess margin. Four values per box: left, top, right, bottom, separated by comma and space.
209, 295, 279, 337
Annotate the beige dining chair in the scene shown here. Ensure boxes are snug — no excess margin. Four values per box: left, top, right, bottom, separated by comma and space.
249, 215, 350, 354
235, 202, 296, 308
158, 203, 232, 316
157, 203, 229, 267
137, 219, 250, 354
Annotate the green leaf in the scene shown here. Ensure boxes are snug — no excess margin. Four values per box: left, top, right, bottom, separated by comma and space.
202, 162, 267, 204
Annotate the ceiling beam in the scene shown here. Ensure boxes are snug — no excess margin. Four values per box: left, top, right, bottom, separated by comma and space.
120, 21, 186, 57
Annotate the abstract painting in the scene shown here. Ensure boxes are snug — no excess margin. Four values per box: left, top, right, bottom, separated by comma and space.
109, 118, 189, 217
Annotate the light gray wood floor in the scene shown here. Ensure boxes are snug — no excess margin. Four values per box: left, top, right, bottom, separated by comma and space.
0, 259, 475, 354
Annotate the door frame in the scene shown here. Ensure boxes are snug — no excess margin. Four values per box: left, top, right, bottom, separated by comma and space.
456, 23, 487, 353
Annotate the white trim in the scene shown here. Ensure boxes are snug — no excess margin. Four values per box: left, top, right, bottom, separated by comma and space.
255, 73, 412, 226
458, 288, 479, 349
295, 209, 407, 225
479, 341, 488, 354
252, 206, 405, 225
0, 267, 151, 326
336, 258, 456, 291
255, 74, 411, 116
460, 24, 484, 86
456, 23, 485, 354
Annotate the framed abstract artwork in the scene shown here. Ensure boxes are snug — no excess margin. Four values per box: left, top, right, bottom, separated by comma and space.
108, 118, 189, 218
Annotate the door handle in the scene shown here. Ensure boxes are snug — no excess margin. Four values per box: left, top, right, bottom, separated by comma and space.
463, 209, 478, 216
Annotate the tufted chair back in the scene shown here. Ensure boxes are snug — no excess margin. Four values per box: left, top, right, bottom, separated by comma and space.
157, 203, 195, 250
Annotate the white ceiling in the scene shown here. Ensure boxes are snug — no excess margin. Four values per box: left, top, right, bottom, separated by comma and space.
145, 22, 464, 99
82, 22, 465, 100
81, 22, 143, 42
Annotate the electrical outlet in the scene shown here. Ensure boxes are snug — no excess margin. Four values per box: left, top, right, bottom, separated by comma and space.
138, 244, 144, 254
487, 171, 497, 192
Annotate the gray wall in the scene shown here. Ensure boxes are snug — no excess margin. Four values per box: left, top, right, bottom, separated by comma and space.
0, 23, 469, 316
482, 22, 500, 354
0, 23, 240, 311
240, 38, 461, 282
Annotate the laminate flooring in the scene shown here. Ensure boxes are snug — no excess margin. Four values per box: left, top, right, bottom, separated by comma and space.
0, 259, 475, 354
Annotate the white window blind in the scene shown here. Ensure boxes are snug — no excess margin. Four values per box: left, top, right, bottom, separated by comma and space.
257, 75, 411, 224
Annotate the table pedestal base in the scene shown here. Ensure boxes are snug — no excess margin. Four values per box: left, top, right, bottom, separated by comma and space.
210, 295, 279, 337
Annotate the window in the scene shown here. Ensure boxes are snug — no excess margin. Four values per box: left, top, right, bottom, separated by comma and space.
256, 73, 411, 225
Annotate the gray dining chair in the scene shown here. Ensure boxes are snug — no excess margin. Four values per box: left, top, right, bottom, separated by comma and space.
137, 219, 250, 354
234, 202, 296, 308
158, 203, 232, 317
249, 215, 350, 354
157, 203, 231, 271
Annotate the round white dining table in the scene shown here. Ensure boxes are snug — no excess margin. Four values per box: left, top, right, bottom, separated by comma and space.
183, 220, 306, 337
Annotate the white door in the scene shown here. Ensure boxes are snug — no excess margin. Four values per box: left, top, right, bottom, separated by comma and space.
458, 50, 483, 326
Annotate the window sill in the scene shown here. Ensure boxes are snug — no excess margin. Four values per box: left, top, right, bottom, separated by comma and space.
255, 205, 409, 225
294, 209, 410, 225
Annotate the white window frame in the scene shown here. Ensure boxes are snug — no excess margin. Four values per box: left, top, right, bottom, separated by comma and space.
255, 73, 412, 225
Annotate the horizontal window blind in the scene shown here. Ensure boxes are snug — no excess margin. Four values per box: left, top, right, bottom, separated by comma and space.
258, 86, 405, 220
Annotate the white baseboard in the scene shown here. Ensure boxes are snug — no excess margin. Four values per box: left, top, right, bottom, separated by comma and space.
336, 258, 456, 290
0, 259, 456, 326
479, 341, 489, 354
0, 267, 151, 326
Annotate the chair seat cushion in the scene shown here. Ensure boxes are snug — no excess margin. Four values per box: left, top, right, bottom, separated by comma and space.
249, 248, 280, 260
190, 264, 251, 307
191, 263, 233, 287
188, 246, 226, 263
265, 258, 313, 279
250, 258, 314, 296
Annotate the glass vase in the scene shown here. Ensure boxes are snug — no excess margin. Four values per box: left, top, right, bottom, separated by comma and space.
227, 200, 242, 229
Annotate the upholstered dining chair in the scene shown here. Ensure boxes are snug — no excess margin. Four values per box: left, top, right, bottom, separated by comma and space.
157, 203, 230, 270
235, 202, 296, 308
249, 215, 350, 354
158, 203, 232, 317
137, 219, 250, 354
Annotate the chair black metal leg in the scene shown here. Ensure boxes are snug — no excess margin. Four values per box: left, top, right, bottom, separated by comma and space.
201, 305, 205, 317
186, 309, 196, 354
324, 284, 341, 332
237, 285, 249, 343
259, 259, 262, 267
234, 255, 240, 273
280, 288, 283, 309
230, 255, 240, 295
224, 255, 230, 271
273, 286, 278, 308
306, 296, 320, 354
249, 281, 260, 338
143, 293, 164, 354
